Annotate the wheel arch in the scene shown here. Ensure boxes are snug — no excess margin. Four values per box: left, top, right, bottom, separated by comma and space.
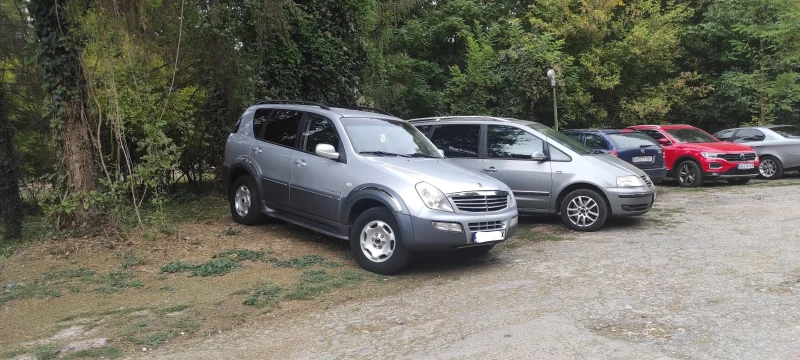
343, 186, 408, 225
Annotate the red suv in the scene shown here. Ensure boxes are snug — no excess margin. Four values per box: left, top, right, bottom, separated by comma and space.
629, 125, 759, 187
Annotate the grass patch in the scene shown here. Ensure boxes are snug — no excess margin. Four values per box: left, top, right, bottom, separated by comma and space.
121, 252, 144, 269
217, 248, 265, 262
3, 349, 27, 359
159, 249, 264, 278
124, 329, 175, 348
175, 316, 201, 334
160, 261, 194, 274
92, 270, 144, 294
191, 259, 241, 277
0, 244, 16, 259
282, 269, 367, 301
32, 343, 60, 360
270, 254, 325, 268
243, 283, 283, 308
154, 304, 192, 316
0, 282, 61, 305
61, 346, 122, 359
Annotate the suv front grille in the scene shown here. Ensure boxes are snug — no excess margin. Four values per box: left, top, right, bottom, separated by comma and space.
468, 221, 506, 232
641, 175, 653, 186
450, 191, 509, 213
719, 153, 756, 162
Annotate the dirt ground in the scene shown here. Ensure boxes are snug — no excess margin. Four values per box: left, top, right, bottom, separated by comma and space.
3, 176, 800, 359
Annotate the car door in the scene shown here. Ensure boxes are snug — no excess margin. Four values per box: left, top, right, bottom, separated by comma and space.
483, 124, 553, 212
731, 129, 765, 155
642, 129, 677, 170
428, 123, 483, 172
251, 109, 303, 208
290, 113, 347, 221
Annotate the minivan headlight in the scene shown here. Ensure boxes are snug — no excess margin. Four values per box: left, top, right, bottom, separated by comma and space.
415, 182, 454, 212
617, 175, 645, 187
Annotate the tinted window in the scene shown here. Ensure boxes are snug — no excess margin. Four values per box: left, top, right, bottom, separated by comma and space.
262, 110, 303, 147
641, 129, 667, 141
583, 134, 608, 150
665, 128, 718, 143
430, 125, 480, 158
732, 129, 766, 143
607, 133, 658, 149
252, 109, 271, 139
302, 114, 340, 153
415, 125, 433, 136
487, 125, 544, 159
714, 129, 735, 141
771, 125, 800, 138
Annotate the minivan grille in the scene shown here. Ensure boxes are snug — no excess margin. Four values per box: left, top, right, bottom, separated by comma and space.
641, 175, 653, 186
450, 192, 509, 213
719, 153, 756, 162
468, 221, 506, 232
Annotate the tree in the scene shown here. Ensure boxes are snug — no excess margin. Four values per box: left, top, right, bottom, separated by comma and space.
0, 85, 23, 240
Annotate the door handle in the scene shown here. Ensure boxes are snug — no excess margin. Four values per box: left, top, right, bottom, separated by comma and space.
252, 146, 263, 154
483, 167, 497, 173
294, 159, 306, 167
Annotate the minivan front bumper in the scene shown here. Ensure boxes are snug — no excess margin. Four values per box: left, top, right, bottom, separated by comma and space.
607, 187, 656, 216
404, 208, 519, 251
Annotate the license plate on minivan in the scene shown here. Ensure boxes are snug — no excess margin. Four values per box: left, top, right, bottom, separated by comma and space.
738, 163, 755, 170
632, 156, 654, 163
474, 231, 504, 243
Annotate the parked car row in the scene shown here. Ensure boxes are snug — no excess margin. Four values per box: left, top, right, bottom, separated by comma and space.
222, 100, 798, 274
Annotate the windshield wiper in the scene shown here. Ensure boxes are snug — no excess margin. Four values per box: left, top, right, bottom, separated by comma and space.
359, 151, 408, 157
405, 153, 439, 158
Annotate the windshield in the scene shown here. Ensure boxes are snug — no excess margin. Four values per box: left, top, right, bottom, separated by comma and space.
665, 128, 718, 143
608, 133, 658, 148
771, 125, 800, 138
340, 118, 442, 158
528, 124, 592, 155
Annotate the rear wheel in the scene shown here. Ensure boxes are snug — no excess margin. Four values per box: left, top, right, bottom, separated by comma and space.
560, 189, 608, 232
759, 156, 784, 180
229, 176, 265, 225
350, 207, 412, 275
676, 160, 703, 188
727, 178, 751, 185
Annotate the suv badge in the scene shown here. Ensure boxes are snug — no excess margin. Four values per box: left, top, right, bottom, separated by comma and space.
641, 149, 645, 154
740, 154, 745, 160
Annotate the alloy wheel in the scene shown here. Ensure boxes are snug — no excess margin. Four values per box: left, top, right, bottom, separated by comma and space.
360, 220, 396, 263
760, 159, 778, 178
234, 185, 251, 217
566, 196, 600, 228
678, 164, 697, 185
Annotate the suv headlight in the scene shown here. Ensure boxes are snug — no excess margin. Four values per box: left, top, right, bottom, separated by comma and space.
701, 152, 724, 159
617, 175, 645, 187
415, 182, 454, 212
508, 192, 517, 208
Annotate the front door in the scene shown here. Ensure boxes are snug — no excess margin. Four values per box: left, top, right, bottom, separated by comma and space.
642, 129, 677, 171
290, 113, 347, 221
482, 125, 553, 212
250, 109, 303, 207
428, 123, 483, 173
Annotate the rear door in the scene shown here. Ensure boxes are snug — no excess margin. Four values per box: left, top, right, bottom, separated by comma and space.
731, 129, 765, 155
251, 109, 304, 208
606, 132, 663, 170
428, 124, 483, 172
482, 125, 553, 212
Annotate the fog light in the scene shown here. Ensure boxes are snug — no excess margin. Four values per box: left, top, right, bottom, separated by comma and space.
509, 216, 518, 227
432, 221, 463, 233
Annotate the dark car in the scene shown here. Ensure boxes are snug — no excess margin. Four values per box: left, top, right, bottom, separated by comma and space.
563, 129, 667, 184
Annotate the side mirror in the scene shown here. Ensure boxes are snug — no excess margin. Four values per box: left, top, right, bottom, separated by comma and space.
531, 151, 548, 161
657, 138, 671, 146
436, 148, 445, 157
315, 144, 339, 160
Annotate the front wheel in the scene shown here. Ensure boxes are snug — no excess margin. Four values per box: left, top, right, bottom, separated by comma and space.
727, 178, 751, 185
560, 189, 608, 232
759, 156, 784, 180
676, 160, 703, 188
350, 207, 412, 275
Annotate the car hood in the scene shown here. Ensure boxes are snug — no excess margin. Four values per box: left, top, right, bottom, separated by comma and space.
585, 154, 647, 177
362, 157, 510, 194
679, 142, 754, 152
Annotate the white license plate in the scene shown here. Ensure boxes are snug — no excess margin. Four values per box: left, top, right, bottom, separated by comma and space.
738, 163, 755, 170
632, 156, 654, 163
474, 231, 504, 243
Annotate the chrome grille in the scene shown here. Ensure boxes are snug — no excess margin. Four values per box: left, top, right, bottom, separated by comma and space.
719, 153, 757, 162
450, 191, 509, 213
468, 221, 506, 232
641, 175, 653, 186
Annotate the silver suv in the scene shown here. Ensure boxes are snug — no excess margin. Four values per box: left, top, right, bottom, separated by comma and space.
222, 101, 518, 274
409, 116, 656, 232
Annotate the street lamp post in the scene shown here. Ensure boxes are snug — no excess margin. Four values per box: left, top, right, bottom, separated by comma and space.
546, 69, 558, 131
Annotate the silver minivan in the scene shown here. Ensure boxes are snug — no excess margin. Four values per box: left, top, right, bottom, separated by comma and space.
410, 116, 656, 231
222, 102, 518, 274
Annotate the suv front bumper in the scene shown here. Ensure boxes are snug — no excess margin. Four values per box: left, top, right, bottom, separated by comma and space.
404, 207, 519, 251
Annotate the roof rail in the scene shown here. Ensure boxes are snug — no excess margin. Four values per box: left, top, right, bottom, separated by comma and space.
253, 99, 331, 110
335, 105, 394, 117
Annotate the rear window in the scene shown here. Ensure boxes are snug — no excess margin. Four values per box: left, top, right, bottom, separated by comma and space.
771, 125, 800, 138
607, 133, 657, 149
262, 110, 303, 147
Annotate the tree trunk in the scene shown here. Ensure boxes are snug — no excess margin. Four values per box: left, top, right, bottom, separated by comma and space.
759, 37, 766, 126
0, 86, 24, 240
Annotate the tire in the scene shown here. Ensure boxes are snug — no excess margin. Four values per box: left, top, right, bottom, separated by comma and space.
676, 160, 703, 188
350, 207, 413, 275
727, 178, 751, 185
229, 176, 265, 225
559, 189, 608, 232
758, 156, 784, 180
461, 245, 495, 257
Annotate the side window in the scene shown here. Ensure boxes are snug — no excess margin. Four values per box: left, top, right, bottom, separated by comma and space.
430, 125, 480, 158
302, 114, 340, 154
549, 145, 571, 162
262, 110, 303, 147
487, 125, 544, 159
415, 125, 433, 137
583, 134, 608, 150
715, 129, 735, 141
565, 133, 582, 142
252, 109, 271, 140
732, 129, 765, 143
642, 130, 667, 142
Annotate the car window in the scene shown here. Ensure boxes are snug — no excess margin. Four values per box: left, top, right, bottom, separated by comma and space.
732, 129, 766, 143
641, 129, 667, 142
564, 133, 582, 141
527, 124, 591, 155
771, 125, 800, 138
665, 128, 718, 143
341, 117, 441, 157
487, 125, 544, 159
252, 109, 271, 140
262, 109, 303, 147
583, 134, 608, 150
548, 144, 571, 161
414, 125, 434, 137
430, 125, 480, 158
302, 114, 340, 154
714, 129, 735, 141
607, 133, 657, 149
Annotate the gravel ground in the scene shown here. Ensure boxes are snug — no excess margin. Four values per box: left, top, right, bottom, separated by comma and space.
144, 183, 800, 360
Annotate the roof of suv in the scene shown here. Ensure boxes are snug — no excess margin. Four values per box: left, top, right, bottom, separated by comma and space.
407, 116, 539, 126
250, 100, 399, 120
563, 128, 642, 134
